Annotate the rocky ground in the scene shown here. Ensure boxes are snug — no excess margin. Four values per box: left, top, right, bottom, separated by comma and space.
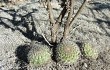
0, 0, 110, 70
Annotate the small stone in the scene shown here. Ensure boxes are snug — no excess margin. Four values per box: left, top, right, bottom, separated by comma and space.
84, 63, 88, 68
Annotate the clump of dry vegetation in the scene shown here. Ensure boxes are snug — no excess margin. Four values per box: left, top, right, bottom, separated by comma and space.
46, 0, 87, 64
28, 0, 88, 66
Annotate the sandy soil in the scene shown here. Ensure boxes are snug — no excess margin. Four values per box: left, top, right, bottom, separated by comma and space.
0, 0, 110, 70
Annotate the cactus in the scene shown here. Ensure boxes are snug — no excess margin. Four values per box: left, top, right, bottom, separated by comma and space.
28, 43, 51, 67
83, 43, 98, 59
55, 42, 80, 64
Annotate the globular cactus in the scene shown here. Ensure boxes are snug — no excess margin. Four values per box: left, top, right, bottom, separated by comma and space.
28, 43, 52, 67
55, 41, 80, 64
83, 43, 98, 59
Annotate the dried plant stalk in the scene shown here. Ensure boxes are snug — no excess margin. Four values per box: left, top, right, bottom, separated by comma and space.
62, 0, 87, 40
47, 0, 55, 24
47, 0, 87, 43
63, 0, 74, 40
69, 0, 87, 27
47, 0, 56, 43
47, 0, 67, 43
51, 6, 67, 43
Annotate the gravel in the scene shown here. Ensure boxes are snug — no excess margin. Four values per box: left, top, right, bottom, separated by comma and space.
0, 0, 110, 70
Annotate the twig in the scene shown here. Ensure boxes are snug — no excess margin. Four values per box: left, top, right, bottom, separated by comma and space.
47, 0, 55, 24
63, 0, 74, 40
37, 19, 53, 46
69, 0, 87, 27
47, 0, 56, 43
62, 0, 87, 40
47, 0, 67, 43
33, 17, 53, 46
51, 6, 67, 43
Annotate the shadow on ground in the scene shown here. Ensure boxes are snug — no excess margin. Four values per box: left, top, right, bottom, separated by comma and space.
15, 44, 31, 70
88, 2, 110, 36
0, 1, 110, 70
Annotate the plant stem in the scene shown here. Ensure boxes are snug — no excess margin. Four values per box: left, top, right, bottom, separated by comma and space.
62, 0, 87, 40
51, 6, 67, 43
63, 0, 74, 40
69, 0, 87, 27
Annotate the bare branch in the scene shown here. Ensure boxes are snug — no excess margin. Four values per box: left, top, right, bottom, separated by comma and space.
51, 6, 67, 43
47, 0, 55, 24
69, 0, 87, 27
62, 0, 87, 40
56, 6, 67, 25
63, 0, 74, 40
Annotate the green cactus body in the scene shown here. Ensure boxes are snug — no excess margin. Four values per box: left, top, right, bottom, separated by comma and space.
55, 42, 80, 64
28, 43, 51, 67
83, 43, 98, 59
